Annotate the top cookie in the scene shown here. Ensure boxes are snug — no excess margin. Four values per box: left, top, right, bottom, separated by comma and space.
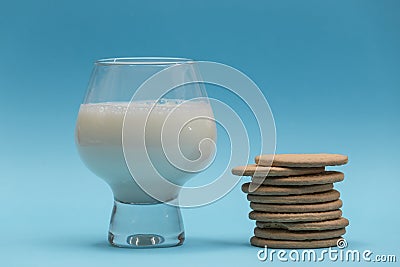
255, 154, 348, 167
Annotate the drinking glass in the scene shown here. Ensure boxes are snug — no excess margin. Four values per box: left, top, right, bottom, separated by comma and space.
75, 57, 216, 248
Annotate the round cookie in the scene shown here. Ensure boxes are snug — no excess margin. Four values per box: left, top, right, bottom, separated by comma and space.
250, 236, 341, 249
249, 209, 342, 222
254, 227, 346, 241
250, 199, 342, 213
232, 164, 325, 177
242, 183, 333, 196
256, 217, 350, 231
247, 189, 340, 204
252, 171, 344, 186
255, 153, 348, 167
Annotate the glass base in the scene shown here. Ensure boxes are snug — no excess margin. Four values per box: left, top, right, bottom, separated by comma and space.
108, 200, 185, 248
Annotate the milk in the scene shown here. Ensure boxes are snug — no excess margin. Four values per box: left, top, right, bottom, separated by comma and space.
76, 100, 216, 203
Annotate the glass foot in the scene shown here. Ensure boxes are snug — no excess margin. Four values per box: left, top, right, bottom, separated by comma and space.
108, 200, 185, 248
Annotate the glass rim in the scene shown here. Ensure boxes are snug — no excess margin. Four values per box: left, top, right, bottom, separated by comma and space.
95, 57, 194, 66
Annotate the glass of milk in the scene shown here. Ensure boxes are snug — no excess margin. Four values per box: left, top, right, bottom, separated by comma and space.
75, 58, 216, 248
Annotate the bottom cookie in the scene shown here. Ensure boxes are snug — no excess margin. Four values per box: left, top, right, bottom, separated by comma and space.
254, 227, 345, 240
250, 236, 341, 249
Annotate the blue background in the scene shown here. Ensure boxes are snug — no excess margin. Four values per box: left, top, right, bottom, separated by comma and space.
1, 0, 399, 266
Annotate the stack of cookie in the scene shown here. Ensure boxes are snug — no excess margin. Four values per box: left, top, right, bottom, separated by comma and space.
232, 154, 349, 249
